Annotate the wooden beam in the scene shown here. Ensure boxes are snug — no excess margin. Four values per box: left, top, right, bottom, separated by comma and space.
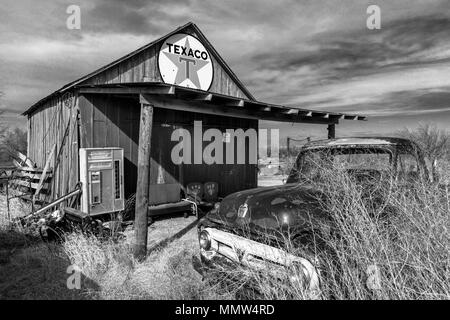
312, 112, 329, 118
134, 102, 154, 260
76, 85, 365, 123
282, 109, 299, 115
78, 85, 175, 95
13, 166, 52, 173
298, 111, 313, 117
33, 143, 56, 204
225, 99, 245, 107
13, 170, 52, 180
27, 117, 31, 158
147, 85, 175, 95
10, 179, 50, 190
329, 114, 344, 120
194, 93, 213, 101
79, 87, 137, 94
140, 94, 334, 125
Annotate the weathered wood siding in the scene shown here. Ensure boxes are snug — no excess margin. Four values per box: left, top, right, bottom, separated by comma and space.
78, 94, 140, 198
81, 26, 250, 99
79, 94, 258, 198
27, 92, 79, 199
26, 24, 257, 203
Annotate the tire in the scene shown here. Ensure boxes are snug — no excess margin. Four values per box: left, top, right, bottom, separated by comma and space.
39, 224, 63, 242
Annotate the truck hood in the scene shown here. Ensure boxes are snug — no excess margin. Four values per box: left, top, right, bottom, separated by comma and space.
205, 183, 329, 235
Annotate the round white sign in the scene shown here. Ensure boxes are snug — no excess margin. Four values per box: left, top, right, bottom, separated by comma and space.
158, 33, 213, 91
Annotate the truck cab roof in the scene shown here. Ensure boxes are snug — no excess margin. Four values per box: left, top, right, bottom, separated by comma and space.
302, 137, 415, 150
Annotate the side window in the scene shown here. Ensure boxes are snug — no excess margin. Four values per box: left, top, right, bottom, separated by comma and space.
397, 151, 420, 181
295, 150, 329, 181
286, 153, 302, 183
287, 151, 316, 183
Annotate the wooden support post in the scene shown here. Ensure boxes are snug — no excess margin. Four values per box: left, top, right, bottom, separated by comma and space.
6, 180, 10, 222
327, 124, 336, 139
134, 102, 154, 260
52, 143, 58, 201
287, 137, 290, 157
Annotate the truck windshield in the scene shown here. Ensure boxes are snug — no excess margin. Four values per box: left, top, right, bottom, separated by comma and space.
287, 147, 393, 183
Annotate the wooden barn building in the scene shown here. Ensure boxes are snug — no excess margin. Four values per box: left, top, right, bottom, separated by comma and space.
22, 22, 365, 214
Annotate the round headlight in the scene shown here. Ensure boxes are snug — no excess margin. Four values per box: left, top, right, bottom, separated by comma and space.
199, 230, 211, 250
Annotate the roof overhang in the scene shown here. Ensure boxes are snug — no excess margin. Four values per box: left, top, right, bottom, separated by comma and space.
73, 82, 366, 125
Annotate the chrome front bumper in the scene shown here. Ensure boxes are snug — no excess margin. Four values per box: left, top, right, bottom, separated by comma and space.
195, 227, 321, 292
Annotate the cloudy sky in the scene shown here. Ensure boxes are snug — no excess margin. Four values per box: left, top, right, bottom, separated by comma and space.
0, 0, 449, 140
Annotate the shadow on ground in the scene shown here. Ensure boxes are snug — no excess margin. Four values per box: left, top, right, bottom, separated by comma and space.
0, 228, 99, 299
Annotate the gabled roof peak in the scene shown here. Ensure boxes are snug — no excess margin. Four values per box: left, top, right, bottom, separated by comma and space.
23, 22, 254, 115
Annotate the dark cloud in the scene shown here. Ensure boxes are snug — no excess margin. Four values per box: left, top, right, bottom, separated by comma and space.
387, 89, 450, 112
1, 0, 450, 134
313, 88, 450, 116
82, 0, 192, 35
251, 14, 450, 78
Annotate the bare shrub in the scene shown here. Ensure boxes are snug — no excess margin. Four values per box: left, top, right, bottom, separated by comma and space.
399, 124, 450, 182
0, 126, 27, 166
314, 167, 449, 299
2, 127, 27, 155
216, 162, 449, 300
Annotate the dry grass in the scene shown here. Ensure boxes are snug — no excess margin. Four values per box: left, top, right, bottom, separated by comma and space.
1, 151, 449, 299
0, 219, 88, 299
0, 194, 231, 300
61, 226, 231, 300
1, 168, 448, 299
0, 192, 31, 225
316, 168, 449, 299
214, 164, 450, 300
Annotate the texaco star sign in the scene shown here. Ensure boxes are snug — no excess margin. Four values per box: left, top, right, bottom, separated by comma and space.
158, 33, 213, 90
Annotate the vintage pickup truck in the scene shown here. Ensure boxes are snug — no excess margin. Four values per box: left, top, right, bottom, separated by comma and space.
193, 137, 429, 293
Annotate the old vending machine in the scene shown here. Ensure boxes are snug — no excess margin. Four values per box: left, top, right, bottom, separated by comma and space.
79, 148, 124, 216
